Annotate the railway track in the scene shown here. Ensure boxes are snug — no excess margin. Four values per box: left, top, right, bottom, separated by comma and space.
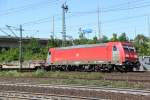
0, 83, 149, 100
1, 71, 150, 83
103, 72, 150, 82
0, 91, 100, 100
0, 83, 150, 95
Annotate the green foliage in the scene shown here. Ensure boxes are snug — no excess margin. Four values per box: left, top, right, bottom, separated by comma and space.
133, 34, 150, 56
100, 35, 109, 43
34, 69, 45, 77
0, 70, 20, 77
0, 48, 19, 62
0, 34, 150, 62
118, 33, 128, 42
110, 33, 118, 42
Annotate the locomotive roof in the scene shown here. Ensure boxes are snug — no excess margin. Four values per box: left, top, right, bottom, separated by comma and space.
55, 43, 107, 50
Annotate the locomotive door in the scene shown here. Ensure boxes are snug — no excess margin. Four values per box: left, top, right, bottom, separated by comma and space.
46, 51, 51, 65
112, 46, 120, 64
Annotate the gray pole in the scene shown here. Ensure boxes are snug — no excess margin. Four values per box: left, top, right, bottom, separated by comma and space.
134, 27, 137, 39
19, 25, 23, 71
148, 16, 150, 39
62, 3, 68, 46
97, 0, 102, 40
62, 4, 66, 46
53, 16, 55, 39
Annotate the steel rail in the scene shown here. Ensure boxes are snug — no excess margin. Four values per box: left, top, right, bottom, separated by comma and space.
0, 91, 101, 100
0, 83, 150, 96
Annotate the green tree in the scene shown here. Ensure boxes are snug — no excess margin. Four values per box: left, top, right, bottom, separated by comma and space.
110, 33, 118, 42
133, 34, 149, 55
101, 35, 109, 43
92, 36, 98, 44
118, 32, 128, 42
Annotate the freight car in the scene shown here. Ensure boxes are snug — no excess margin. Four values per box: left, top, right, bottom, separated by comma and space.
45, 42, 140, 72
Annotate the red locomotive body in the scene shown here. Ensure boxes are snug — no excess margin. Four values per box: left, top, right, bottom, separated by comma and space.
47, 42, 140, 72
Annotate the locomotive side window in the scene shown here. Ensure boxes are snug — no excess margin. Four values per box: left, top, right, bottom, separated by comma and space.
130, 48, 135, 52
124, 46, 135, 53
113, 46, 117, 51
49, 51, 51, 55
46, 51, 51, 64
129, 47, 135, 52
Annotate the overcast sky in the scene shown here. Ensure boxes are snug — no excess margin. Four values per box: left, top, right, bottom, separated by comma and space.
0, 0, 150, 39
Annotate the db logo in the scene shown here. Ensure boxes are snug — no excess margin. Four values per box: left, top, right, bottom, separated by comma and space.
76, 53, 79, 57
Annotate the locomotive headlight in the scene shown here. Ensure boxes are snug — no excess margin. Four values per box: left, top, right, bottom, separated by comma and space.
125, 54, 129, 57
134, 55, 138, 58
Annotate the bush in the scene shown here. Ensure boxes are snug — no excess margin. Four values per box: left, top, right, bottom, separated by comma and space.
5, 70, 19, 77
35, 69, 45, 77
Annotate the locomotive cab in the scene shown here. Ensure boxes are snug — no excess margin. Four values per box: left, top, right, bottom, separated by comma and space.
109, 42, 140, 71
122, 44, 140, 70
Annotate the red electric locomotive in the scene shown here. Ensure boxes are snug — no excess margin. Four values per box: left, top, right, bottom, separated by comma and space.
46, 42, 140, 72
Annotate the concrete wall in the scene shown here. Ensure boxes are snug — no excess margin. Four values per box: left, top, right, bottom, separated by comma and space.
0, 36, 48, 49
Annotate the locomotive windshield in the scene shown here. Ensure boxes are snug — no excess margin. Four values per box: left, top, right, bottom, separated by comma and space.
129, 47, 135, 52
123, 46, 129, 53
123, 46, 136, 53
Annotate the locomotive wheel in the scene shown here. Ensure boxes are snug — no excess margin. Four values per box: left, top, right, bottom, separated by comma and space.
115, 66, 127, 73
100, 64, 114, 72
107, 64, 114, 72
135, 61, 141, 70
126, 66, 133, 72
67, 66, 76, 71
95, 65, 102, 72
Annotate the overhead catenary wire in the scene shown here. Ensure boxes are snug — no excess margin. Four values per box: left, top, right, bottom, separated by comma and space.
0, 28, 11, 37
6, 25, 18, 37
71, 1, 150, 16
0, 0, 149, 26
1, 0, 150, 38
61, 0, 150, 16
2, 0, 146, 27
0, 26, 40, 38
22, 14, 61, 26
0, 0, 58, 17
0, 0, 146, 15
20, 0, 150, 27
102, 0, 147, 9
101, 0, 150, 11
65, 13, 150, 31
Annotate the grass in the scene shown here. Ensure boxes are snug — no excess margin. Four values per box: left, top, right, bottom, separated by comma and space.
62, 79, 144, 89
0, 70, 144, 89
0, 70, 104, 79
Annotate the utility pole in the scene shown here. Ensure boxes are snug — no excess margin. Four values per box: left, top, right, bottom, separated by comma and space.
148, 16, 150, 39
97, 0, 102, 40
3, 25, 23, 71
62, 3, 68, 46
52, 16, 55, 39
19, 25, 23, 71
134, 27, 137, 39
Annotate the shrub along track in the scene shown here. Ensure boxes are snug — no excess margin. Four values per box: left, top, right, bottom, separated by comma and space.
1, 71, 150, 88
